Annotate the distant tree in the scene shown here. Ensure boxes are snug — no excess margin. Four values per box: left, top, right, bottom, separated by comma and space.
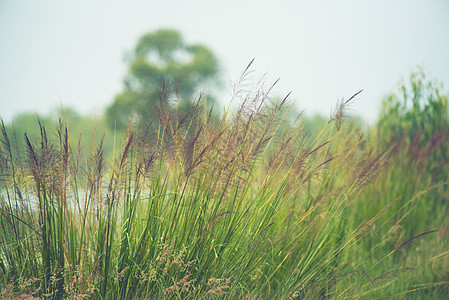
106, 28, 221, 130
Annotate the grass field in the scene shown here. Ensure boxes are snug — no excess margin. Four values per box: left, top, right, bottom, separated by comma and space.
1, 70, 448, 299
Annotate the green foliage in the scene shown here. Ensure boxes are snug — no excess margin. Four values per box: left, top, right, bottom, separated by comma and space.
106, 28, 221, 130
379, 68, 449, 177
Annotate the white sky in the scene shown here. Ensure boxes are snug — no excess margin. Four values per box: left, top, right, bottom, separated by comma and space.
1, 0, 448, 124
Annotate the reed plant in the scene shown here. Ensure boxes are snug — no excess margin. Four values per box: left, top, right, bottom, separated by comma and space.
1, 64, 448, 299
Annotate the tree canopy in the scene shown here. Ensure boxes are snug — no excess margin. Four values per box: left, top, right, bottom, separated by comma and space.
106, 28, 221, 130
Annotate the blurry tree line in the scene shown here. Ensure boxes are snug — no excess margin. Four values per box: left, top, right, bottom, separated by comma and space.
2, 28, 448, 166
3, 28, 222, 159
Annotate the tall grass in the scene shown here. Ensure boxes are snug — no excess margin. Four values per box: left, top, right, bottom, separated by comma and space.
1, 67, 448, 299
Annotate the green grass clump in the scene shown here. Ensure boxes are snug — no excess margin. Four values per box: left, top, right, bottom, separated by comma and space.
1, 68, 448, 299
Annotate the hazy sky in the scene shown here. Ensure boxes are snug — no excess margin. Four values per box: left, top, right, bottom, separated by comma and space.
1, 0, 448, 123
